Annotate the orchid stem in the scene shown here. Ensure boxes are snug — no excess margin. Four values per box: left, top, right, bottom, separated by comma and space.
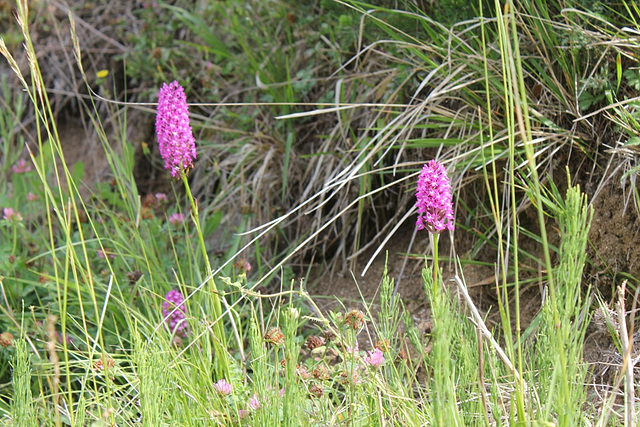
432, 233, 439, 294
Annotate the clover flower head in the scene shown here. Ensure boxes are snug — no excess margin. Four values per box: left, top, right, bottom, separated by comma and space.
2, 208, 23, 222
247, 393, 260, 410
155, 193, 168, 203
12, 159, 32, 174
155, 81, 197, 178
233, 257, 252, 273
364, 348, 385, 368
415, 160, 455, 233
97, 248, 116, 260
162, 289, 189, 338
214, 379, 233, 396
168, 212, 185, 226
345, 341, 359, 355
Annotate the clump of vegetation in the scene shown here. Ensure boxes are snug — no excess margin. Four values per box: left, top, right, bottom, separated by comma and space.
1, 0, 640, 425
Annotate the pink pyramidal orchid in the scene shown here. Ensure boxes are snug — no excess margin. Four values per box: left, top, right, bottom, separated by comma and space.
415, 160, 455, 233
162, 289, 189, 338
155, 81, 197, 178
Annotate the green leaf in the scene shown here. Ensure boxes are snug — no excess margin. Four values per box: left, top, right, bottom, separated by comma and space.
203, 210, 224, 236
72, 161, 84, 184
626, 136, 640, 146
616, 53, 622, 91
162, 4, 230, 59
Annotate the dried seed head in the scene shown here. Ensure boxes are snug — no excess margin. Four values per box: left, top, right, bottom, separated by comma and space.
305, 335, 325, 350
375, 339, 390, 352
312, 364, 331, 380
323, 328, 336, 342
0, 332, 14, 348
264, 327, 285, 347
309, 383, 324, 398
344, 309, 365, 330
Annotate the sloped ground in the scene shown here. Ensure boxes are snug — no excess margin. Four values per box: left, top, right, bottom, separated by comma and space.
4, 0, 640, 411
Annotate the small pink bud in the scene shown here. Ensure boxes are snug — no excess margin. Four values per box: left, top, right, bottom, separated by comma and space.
2, 208, 23, 222
97, 248, 115, 260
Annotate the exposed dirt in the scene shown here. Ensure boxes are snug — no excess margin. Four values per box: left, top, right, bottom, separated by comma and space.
586, 178, 640, 297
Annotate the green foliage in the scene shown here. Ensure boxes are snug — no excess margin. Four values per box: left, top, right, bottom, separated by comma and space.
428, 0, 491, 26
135, 338, 169, 426
1, 0, 639, 425
526, 174, 594, 425
423, 266, 463, 425
11, 339, 35, 427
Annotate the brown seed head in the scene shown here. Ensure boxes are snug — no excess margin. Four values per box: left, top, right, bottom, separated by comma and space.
312, 364, 331, 380
322, 328, 336, 342
305, 335, 325, 350
0, 332, 14, 348
264, 327, 285, 347
309, 383, 323, 398
375, 339, 390, 352
344, 309, 365, 330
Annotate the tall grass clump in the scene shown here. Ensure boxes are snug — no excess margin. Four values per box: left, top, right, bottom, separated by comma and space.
0, 1, 235, 423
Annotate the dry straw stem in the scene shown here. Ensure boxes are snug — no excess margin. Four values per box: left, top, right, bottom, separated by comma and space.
617, 281, 636, 427
453, 274, 526, 387
595, 281, 640, 427
45, 315, 62, 426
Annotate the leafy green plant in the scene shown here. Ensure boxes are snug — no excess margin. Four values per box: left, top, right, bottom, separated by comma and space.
1, 0, 639, 425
